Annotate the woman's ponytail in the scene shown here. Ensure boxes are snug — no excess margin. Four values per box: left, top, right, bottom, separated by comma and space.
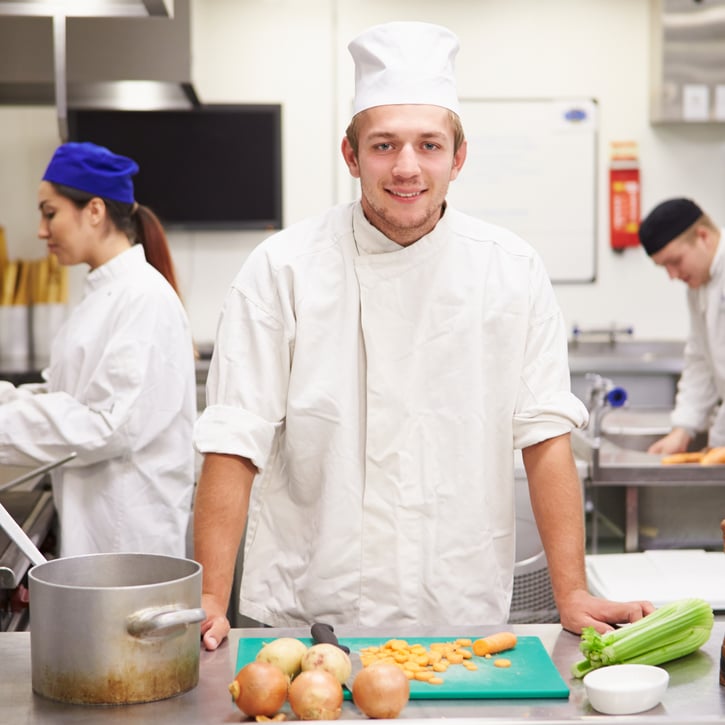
134, 204, 181, 298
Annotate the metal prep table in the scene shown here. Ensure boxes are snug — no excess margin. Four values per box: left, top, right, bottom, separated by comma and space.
0, 465, 57, 631
1, 622, 724, 724
0, 454, 76, 630
572, 424, 725, 553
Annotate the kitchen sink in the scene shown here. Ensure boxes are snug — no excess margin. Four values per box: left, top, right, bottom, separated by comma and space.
600, 432, 658, 451
598, 408, 671, 452
597, 407, 708, 453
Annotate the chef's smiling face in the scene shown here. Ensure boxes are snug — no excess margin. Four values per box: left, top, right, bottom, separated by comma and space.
341, 104, 467, 246
37, 181, 98, 267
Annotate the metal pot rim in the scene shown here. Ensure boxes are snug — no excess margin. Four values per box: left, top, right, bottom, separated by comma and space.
29, 552, 201, 590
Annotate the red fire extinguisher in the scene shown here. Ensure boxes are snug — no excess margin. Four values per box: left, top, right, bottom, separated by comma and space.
609, 141, 640, 251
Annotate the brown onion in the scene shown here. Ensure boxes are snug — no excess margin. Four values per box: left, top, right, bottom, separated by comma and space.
352, 663, 410, 719
228, 661, 288, 717
288, 669, 343, 720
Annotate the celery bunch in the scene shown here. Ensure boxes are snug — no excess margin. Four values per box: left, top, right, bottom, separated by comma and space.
571, 597, 714, 678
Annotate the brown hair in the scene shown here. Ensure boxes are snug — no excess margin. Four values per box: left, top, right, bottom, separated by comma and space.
52, 183, 181, 298
345, 109, 466, 157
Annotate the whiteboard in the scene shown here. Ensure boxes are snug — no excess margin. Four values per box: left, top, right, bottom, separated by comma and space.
447, 98, 598, 283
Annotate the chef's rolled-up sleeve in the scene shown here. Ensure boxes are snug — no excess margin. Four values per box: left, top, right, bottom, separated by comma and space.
513, 257, 588, 449
194, 404, 280, 471
194, 248, 291, 471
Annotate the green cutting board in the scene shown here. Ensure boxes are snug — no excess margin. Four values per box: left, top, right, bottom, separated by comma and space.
235, 636, 569, 700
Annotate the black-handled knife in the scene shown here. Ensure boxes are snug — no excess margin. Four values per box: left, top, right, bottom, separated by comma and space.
310, 622, 350, 653
311, 622, 361, 691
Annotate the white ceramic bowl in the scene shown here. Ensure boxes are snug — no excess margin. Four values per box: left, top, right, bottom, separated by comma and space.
583, 664, 669, 715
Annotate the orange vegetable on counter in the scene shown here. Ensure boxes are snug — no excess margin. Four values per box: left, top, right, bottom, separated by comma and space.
662, 447, 725, 465
472, 632, 517, 657
661, 451, 705, 464
700, 447, 725, 465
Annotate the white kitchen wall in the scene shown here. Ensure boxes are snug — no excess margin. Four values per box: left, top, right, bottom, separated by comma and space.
2, 0, 725, 346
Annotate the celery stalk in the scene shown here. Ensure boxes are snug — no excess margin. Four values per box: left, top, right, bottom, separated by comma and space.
617, 626, 712, 667
571, 597, 714, 678
571, 658, 597, 678
599, 598, 713, 663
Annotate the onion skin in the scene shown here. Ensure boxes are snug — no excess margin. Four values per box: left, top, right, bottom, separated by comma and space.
256, 637, 309, 679
228, 661, 288, 717
300, 643, 352, 685
352, 663, 410, 719
288, 669, 343, 720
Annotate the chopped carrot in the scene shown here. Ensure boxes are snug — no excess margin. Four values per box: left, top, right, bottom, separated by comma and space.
494, 658, 512, 668
472, 632, 517, 657
414, 671, 435, 681
362, 636, 521, 685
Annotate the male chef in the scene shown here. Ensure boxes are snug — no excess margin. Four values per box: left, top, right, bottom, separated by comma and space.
193, 20, 654, 650
638, 198, 725, 455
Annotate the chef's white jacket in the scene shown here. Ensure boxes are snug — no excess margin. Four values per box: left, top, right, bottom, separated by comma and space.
0, 245, 197, 557
195, 202, 587, 627
671, 234, 725, 445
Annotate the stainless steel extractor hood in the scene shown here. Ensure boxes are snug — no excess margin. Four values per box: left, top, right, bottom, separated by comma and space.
0, 1, 174, 17
0, 0, 198, 116
650, 0, 725, 123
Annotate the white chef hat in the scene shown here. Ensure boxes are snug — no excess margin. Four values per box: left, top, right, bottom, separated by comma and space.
348, 21, 461, 116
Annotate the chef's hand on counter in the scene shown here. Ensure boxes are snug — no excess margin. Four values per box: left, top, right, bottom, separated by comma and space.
647, 427, 692, 455
558, 588, 656, 635
200, 593, 231, 651
194, 452, 256, 652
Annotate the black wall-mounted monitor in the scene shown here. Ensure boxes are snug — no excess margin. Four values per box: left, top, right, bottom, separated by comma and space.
67, 105, 283, 231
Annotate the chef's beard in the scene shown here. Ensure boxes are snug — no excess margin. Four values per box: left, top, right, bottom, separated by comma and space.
359, 187, 447, 247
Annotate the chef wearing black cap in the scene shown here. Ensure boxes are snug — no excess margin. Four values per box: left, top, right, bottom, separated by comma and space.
639, 197, 724, 455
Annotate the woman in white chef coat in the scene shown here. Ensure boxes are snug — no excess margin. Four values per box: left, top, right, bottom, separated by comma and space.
0, 141, 197, 557
193, 22, 655, 650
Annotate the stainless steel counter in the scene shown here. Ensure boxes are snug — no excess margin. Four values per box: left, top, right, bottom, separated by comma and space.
2, 623, 724, 724
0, 465, 57, 631
572, 420, 725, 552
572, 427, 725, 485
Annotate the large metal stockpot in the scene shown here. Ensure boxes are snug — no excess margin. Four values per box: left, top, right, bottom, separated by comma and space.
28, 552, 205, 705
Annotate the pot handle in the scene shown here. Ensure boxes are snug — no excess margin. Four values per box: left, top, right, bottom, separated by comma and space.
127, 606, 206, 639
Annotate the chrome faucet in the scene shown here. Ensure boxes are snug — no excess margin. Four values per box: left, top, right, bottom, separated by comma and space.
579, 374, 629, 553
585, 373, 628, 441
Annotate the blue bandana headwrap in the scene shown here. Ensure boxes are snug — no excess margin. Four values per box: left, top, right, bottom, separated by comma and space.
42, 142, 139, 204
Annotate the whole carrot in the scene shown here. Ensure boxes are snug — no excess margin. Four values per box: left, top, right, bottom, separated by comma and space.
472, 632, 517, 657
